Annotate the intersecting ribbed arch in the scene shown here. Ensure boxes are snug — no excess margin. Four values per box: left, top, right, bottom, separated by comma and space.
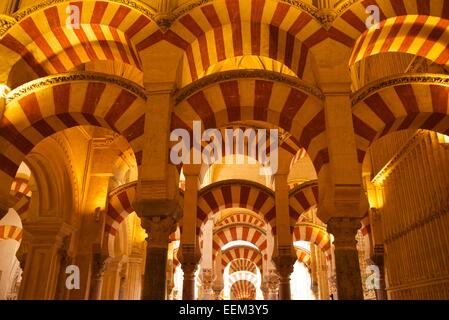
173, 70, 328, 174
197, 179, 276, 234
352, 74, 449, 163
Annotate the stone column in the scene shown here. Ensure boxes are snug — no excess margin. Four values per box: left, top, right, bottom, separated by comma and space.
267, 273, 280, 300
181, 262, 197, 300
18, 222, 73, 300
89, 252, 110, 300
327, 217, 364, 300
101, 258, 124, 300
124, 252, 144, 299
141, 216, 177, 300
272, 253, 295, 300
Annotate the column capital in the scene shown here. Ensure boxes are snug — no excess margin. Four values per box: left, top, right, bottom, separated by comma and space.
141, 216, 177, 248
23, 221, 75, 246
133, 197, 182, 220
327, 217, 361, 248
272, 248, 296, 278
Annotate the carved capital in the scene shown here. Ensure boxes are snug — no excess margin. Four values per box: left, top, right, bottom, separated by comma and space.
141, 216, 177, 248
327, 217, 361, 249
272, 248, 296, 278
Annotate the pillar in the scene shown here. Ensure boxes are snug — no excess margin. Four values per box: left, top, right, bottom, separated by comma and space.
327, 217, 364, 300
140, 215, 177, 300
88, 252, 110, 300
18, 222, 73, 300
124, 252, 144, 299
272, 171, 295, 300
181, 260, 198, 300
267, 272, 280, 300
101, 258, 123, 300
179, 165, 201, 300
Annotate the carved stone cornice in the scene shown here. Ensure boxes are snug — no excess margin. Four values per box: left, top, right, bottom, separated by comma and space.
6, 71, 147, 104
352, 73, 449, 106
175, 69, 324, 105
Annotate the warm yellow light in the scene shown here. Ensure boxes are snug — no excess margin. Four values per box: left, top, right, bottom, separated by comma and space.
0, 84, 10, 118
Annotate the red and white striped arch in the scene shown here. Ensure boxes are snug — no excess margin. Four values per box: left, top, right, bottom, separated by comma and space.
229, 270, 258, 287
350, 15, 449, 68
173, 73, 328, 174
215, 212, 266, 229
197, 180, 275, 234
0, 225, 23, 242
230, 279, 256, 300
221, 245, 264, 271
213, 225, 267, 254
352, 75, 449, 163
295, 246, 311, 272
0, 0, 158, 79
229, 258, 258, 274
293, 222, 332, 261
137, 0, 325, 84
10, 177, 32, 220
332, 0, 449, 48
0, 73, 146, 204
104, 181, 137, 256
288, 180, 318, 228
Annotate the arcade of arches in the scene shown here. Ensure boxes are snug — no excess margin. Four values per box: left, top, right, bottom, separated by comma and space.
1, 0, 449, 300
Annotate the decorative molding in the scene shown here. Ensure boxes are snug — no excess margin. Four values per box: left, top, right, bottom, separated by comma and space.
0, 14, 15, 37
6, 71, 147, 104
213, 223, 267, 236
371, 130, 426, 186
352, 74, 449, 106
175, 69, 324, 105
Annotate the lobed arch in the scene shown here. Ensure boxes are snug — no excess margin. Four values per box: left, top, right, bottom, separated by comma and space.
0, 0, 159, 84
213, 225, 267, 254
0, 71, 146, 219
352, 74, 449, 164
288, 180, 318, 229
197, 179, 276, 234
172, 70, 328, 175
221, 244, 264, 271
293, 222, 332, 261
